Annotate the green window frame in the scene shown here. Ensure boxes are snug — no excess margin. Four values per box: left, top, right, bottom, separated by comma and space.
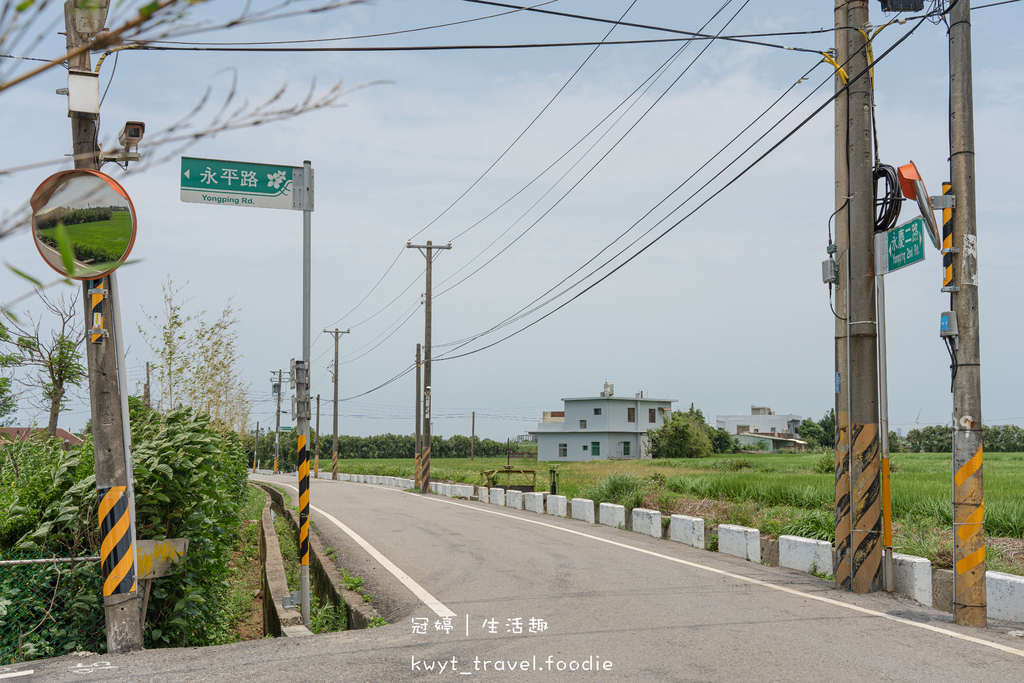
591, 442, 600, 456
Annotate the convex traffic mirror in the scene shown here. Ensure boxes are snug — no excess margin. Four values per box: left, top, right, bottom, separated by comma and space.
31, 169, 137, 280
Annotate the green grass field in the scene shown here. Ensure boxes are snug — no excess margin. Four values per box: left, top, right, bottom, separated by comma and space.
38, 211, 132, 262
315, 451, 1024, 575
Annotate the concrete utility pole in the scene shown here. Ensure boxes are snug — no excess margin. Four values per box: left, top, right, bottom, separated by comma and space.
948, 0, 986, 627
64, 0, 142, 654
143, 362, 150, 408
471, 411, 475, 462
833, 0, 882, 594
407, 241, 450, 493
253, 421, 259, 474
314, 394, 320, 478
415, 343, 422, 487
273, 371, 283, 474
323, 328, 349, 480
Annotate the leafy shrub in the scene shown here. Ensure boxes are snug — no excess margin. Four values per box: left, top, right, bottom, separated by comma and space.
579, 473, 649, 511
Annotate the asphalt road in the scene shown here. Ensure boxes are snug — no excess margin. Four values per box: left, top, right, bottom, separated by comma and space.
16, 474, 1024, 682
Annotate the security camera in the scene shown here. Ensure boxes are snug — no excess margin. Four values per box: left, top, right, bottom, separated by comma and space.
118, 121, 145, 151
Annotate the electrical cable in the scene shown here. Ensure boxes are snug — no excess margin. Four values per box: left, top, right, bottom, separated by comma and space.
873, 163, 902, 232
407, 0, 643, 244
434, 0, 746, 298
462, 0, 824, 53
431, 11, 932, 364
146, 1, 560, 46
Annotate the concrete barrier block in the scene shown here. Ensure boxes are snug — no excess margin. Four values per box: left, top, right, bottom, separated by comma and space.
892, 553, 932, 606
987, 571, 1024, 623
477, 486, 488, 501
546, 495, 567, 517
506, 490, 524, 510
524, 492, 545, 513
489, 488, 506, 506
632, 508, 661, 538
669, 515, 704, 548
599, 503, 626, 529
442, 483, 453, 497
718, 524, 760, 563
571, 498, 595, 523
780, 535, 833, 575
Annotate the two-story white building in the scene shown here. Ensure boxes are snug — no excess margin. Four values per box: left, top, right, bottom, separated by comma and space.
530, 383, 675, 461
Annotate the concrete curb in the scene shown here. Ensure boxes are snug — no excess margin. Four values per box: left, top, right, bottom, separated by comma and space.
892, 553, 932, 606
546, 495, 567, 517
988, 571, 1024, 622
779, 535, 832, 576
631, 508, 661, 538
258, 489, 306, 637
669, 514, 704, 548
571, 498, 595, 524
718, 524, 761, 563
489, 488, 506, 506
599, 503, 626, 529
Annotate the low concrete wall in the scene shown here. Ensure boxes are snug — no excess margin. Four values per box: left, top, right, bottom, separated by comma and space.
571, 498, 595, 524
599, 503, 626, 529
988, 571, 1024, 623
546, 495, 567, 517
524, 492, 545, 513
489, 488, 506, 506
631, 508, 661, 538
892, 553, 932, 606
719, 524, 760, 563
256, 483, 382, 631
506, 490, 524, 510
779, 535, 833, 575
669, 515, 704, 548
259, 490, 305, 637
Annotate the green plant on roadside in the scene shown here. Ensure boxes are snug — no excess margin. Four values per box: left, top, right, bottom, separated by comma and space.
341, 568, 364, 593
809, 563, 834, 581
367, 616, 388, 628
706, 534, 719, 552
812, 452, 834, 474
580, 473, 649, 511
363, 594, 373, 603
309, 594, 346, 633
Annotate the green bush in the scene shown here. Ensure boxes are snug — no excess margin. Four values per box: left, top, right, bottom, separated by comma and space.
579, 473, 649, 511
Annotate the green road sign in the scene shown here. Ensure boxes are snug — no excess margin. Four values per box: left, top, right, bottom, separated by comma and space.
280, 426, 293, 432
180, 157, 304, 210
875, 216, 927, 275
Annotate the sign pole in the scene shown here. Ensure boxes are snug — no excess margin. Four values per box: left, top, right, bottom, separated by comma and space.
298, 160, 313, 626
875, 268, 893, 591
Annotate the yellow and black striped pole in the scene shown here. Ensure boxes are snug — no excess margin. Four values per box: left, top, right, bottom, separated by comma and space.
98, 485, 136, 597
942, 182, 954, 289
298, 433, 310, 569
89, 279, 106, 344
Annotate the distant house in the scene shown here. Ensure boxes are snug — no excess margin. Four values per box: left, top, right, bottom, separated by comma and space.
716, 406, 802, 439
734, 433, 807, 454
530, 383, 675, 461
0, 427, 84, 450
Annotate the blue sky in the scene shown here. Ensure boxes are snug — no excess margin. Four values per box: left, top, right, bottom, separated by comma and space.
2, 0, 1022, 440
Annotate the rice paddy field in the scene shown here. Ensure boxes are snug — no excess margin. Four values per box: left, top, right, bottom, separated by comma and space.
317, 451, 1024, 576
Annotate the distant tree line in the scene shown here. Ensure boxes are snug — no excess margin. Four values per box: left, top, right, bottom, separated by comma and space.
245, 430, 528, 470
35, 206, 116, 231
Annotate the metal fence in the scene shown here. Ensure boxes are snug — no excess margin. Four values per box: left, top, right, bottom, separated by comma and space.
0, 551, 106, 664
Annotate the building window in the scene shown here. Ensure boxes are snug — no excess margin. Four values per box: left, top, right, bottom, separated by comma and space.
627, 407, 635, 423
558, 443, 567, 458
580, 419, 587, 429
623, 442, 630, 457
594, 408, 602, 415
649, 408, 656, 423
582, 444, 588, 451
591, 442, 600, 456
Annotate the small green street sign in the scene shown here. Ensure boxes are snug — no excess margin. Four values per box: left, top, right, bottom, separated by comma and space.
875, 216, 927, 276
280, 426, 293, 432
180, 157, 308, 210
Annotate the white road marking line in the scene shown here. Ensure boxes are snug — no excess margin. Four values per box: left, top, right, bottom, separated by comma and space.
411, 491, 1024, 659
0, 671, 34, 680
273, 481, 455, 618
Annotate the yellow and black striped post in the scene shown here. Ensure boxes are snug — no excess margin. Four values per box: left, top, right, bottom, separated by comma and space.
89, 279, 106, 344
297, 433, 310, 568
98, 486, 136, 597
942, 182, 954, 289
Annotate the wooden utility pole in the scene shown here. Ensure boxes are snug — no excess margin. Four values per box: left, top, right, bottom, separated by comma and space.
833, 0, 881, 594
471, 411, 475, 462
323, 328, 349, 480
415, 343, 422, 487
65, 0, 143, 653
948, 0, 986, 627
253, 421, 259, 473
407, 241, 451, 493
